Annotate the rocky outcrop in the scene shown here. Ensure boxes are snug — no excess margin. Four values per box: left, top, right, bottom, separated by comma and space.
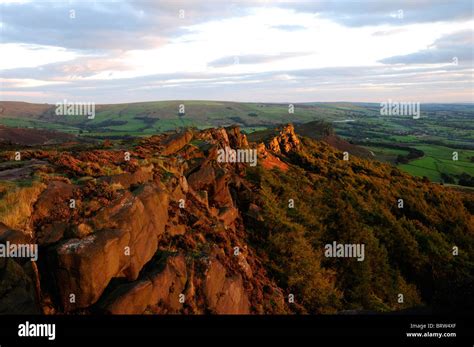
0, 124, 296, 315
53, 183, 169, 311
204, 258, 250, 314
1, 121, 469, 316
256, 143, 289, 171
226, 126, 249, 149
99, 165, 154, 189
161, 131, 193, 156
101, 254, 187, 314
187, 163, 215, 192
266, 124, 300, 154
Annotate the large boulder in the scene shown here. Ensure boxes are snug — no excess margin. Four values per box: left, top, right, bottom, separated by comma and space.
32, 181, 75, 221
0, 258, 40, 314
0, 222, 32, 244
53, 230, 127, 311
0, 224, 39, 314
204, 259, 250, 314
187, 163, 215, 192
32, 181, 75, 246
101, 254, 187, 314
53, 183, 169, 311
161, 131, 193, 156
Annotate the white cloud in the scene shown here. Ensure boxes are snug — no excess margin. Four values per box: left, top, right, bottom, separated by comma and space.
0, 43, 80, 70
0, 77, 68, 88
1, 2, 472, 102
83, 8, 473, 82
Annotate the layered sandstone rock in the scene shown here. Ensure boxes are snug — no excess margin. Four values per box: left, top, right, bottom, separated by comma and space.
204, 259, 250, 314
0, 124, 296, 315
256, 143, 289, 171
101, 254, 187, 314
161, 131, 193, 156
53, 183, 169, 311
266, 124, 300, 154
187, 163, 215, 192
32, 180, 76, 246
226, 126, 249, 149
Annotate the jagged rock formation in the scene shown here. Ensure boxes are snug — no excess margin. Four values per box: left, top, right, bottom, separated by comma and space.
0, 125, 293, 314
0, 123, 472, 315
267, 124, 300, 154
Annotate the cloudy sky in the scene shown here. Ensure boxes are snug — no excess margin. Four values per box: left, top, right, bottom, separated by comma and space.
0, 0, 473, 103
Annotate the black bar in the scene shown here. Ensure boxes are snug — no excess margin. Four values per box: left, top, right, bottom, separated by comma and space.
0, 314, 472, 345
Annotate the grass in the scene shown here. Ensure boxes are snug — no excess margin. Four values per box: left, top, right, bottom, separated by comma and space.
397, 145, 474, 182
399, 157, 442, 182
0, 180, 46, 231
0, 117, 81, 133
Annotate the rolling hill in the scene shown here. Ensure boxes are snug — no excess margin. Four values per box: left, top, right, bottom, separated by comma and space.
0, 100, 473, 185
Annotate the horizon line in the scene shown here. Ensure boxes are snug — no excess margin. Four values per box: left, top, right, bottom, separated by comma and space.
1, 99, 473, 106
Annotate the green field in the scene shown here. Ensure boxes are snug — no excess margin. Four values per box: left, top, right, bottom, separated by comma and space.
398, 145, 474, 182
327, 103, 474, 185
0, 100, 361, 136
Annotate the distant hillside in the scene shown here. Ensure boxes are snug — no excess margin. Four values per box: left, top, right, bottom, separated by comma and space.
0, 100, 363, 136
0, 101, 52, 119
0, 125, 77, 146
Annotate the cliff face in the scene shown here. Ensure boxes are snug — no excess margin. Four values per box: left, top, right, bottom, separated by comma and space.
0, 124, 473, 315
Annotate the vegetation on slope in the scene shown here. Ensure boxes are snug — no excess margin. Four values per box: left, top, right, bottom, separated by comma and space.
246, 136, 474, 313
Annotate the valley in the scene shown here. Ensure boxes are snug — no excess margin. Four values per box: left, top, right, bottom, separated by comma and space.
1, 100, 473, 186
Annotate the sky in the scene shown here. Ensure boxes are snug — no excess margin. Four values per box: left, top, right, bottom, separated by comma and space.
0, 0, 473, 104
